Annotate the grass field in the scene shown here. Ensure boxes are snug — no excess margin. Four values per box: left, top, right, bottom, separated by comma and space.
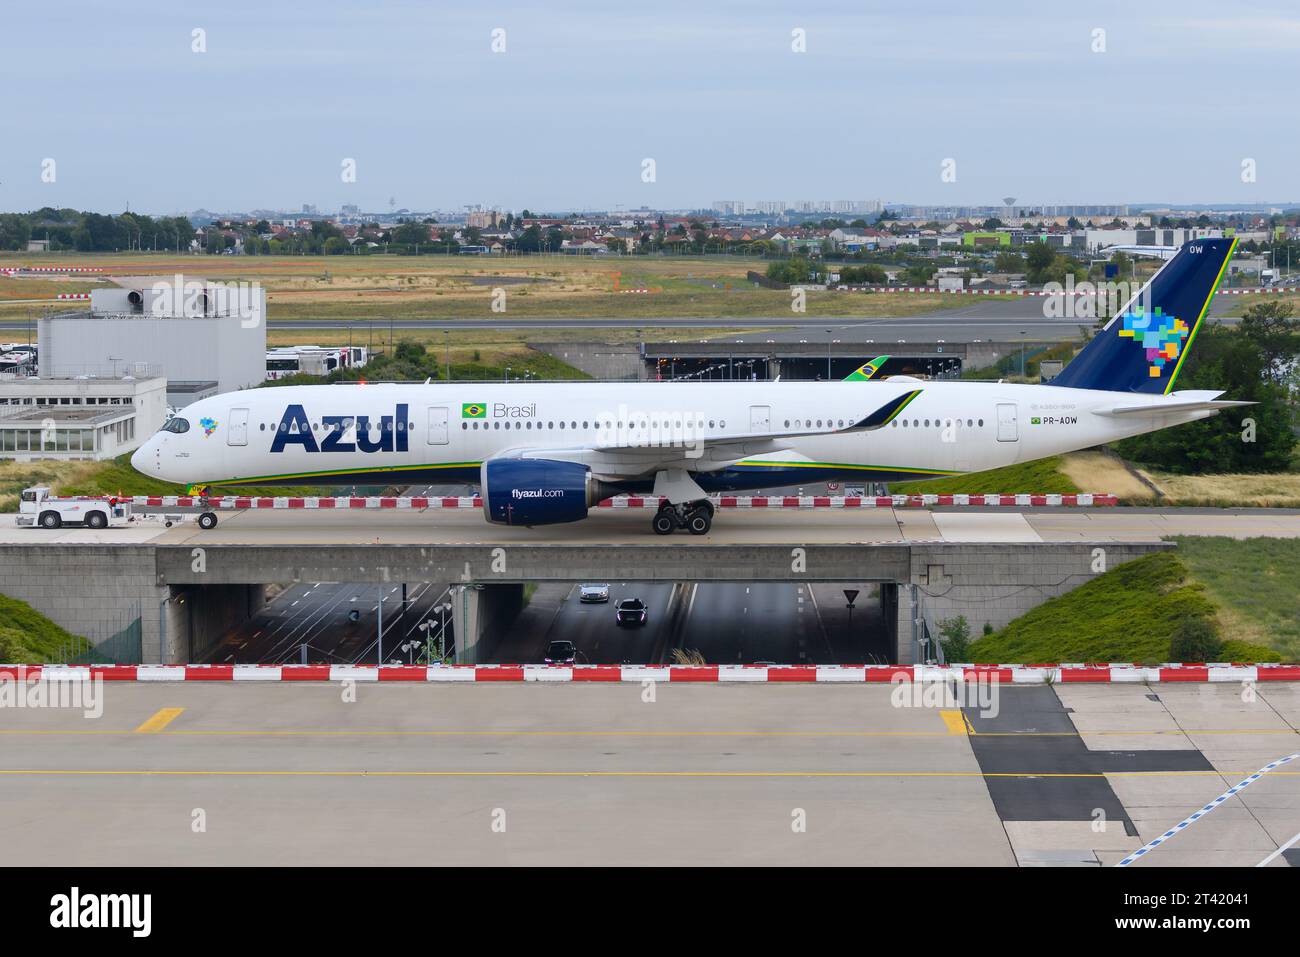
1140, 469, 1300, 508
1170, 536, 1300, 661
966, 548, 1282, 663
0, 252, 997, 322
890, 455, 1081, 496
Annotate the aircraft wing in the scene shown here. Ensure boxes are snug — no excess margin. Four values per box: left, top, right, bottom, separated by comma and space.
588, 387, 922, 455
504, 389, 922, 478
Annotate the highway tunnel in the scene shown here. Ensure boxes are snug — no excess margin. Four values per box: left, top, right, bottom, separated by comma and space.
189, 578, 899, 667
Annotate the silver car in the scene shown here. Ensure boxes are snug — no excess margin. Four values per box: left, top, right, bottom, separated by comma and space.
579, 583, 610, 603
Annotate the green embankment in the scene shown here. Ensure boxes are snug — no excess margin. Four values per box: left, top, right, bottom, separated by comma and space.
966, 549, 1282, 663
892, 456, 1080, 496
1170, 536, 1300, 661
0, 593, 82, 663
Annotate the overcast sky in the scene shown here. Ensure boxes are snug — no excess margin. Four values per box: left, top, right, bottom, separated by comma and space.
3, 0, 1298, 214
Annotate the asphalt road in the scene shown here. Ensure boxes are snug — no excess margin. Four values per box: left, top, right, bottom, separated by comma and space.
2, 682, 1296, 866
493, 582, 679, 664
682, 582, 827, 664
204, 581, 453, 665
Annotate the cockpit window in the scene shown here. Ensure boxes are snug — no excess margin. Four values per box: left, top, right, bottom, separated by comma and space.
161, 417, 190, 434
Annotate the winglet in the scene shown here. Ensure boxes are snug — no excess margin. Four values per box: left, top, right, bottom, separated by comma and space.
844, 356, 890, 381
848, 389, 922, 431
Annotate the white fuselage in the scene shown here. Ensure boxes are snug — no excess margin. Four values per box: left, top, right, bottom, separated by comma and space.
130, 379, 1213, 496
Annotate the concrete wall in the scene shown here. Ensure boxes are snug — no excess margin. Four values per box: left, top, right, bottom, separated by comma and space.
0, 545, 168, 661
529, 343, 647, 380
455, 582, 525, 663
895, 542, 1173, 663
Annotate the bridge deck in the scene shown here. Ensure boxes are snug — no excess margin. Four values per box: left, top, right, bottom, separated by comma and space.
2, 506, 1298, 546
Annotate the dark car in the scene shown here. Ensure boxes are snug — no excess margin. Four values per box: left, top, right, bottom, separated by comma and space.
615, 598, 648, 627
544, 640, 577, 664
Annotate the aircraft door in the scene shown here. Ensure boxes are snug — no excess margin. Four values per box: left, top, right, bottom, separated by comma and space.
996, 403, 1018, 442
228, 407, 248, 446
427, 406, 449, 445
749, 405, 771, 432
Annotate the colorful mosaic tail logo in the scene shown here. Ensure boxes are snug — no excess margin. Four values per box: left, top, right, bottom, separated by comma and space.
1117, 305, 1189, 379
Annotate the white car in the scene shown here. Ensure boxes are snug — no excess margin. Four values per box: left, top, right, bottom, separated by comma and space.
579, 584, 610, 603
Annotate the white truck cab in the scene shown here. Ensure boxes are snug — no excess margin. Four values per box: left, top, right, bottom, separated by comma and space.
16, 486, 131, 530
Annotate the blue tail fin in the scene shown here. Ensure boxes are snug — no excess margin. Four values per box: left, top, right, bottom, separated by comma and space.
1052, 237, 1236, 394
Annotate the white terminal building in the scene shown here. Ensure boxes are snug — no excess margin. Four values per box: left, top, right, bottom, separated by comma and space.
0, 375, 168, 461
38, 275, 267, 402
0, 275, 266, 461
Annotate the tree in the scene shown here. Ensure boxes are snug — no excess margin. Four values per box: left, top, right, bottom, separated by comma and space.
938, 616, 972, 661
1024, 242, 1056, 283
1237, 300, 1299, 385
1169, 617, 1222, 662
764, 258, 817, 284
838, 264, 887, 284
1111, 250, 1132, 278
391, 221, 430, 246
1114, 325, 1297, 473
993, 250, 1025, 273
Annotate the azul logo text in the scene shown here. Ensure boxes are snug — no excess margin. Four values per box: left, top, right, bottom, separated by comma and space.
270, 404, 410, 454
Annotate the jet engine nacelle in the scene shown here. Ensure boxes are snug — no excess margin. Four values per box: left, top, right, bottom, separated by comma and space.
481, 458, 615, 526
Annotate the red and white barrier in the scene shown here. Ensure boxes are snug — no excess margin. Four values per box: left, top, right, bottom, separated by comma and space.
54, 293, 91, 300
836, 284, 1293, 297
3, 663, 1296, 684
0, 266, 103, 275
116, 492, 1118, 510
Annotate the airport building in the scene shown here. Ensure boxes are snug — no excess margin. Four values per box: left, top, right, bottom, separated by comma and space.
0, 375, 168, 461
37, 275, 266, 399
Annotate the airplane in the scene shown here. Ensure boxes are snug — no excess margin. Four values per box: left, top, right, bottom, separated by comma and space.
132, 238, 1247, 535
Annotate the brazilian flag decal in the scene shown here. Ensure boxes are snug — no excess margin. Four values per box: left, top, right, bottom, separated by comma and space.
461, 402, 487, 419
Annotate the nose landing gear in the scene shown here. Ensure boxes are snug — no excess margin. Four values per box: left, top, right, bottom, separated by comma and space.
651, 499, 714, 536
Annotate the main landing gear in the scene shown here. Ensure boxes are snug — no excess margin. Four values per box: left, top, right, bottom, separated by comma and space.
652, 499, 714, 536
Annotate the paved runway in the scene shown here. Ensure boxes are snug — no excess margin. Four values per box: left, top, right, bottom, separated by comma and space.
1, 682, 1295, 866
5, 506, 1298, 546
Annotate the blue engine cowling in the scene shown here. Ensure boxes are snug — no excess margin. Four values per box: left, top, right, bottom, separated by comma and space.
481, 458, 606, 526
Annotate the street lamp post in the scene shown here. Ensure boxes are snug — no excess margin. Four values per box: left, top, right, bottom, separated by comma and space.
376, 585, 384, 664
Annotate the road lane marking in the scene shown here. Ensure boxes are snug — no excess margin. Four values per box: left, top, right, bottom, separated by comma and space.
939, 710, 969, 735
1, 727, 1295, 738
1118, 750, 1300, 867
1256, 827, 1300, 867
0, 769, 1297, 779
134, 708, 184, 733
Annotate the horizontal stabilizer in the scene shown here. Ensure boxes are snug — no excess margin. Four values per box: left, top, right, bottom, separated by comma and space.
1096, 397, 1254, 417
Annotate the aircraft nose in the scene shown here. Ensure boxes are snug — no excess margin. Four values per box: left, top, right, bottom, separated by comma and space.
130, 440, 153, 474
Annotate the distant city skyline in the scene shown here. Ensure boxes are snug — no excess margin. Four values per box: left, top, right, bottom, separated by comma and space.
4, 1, 1299, 214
